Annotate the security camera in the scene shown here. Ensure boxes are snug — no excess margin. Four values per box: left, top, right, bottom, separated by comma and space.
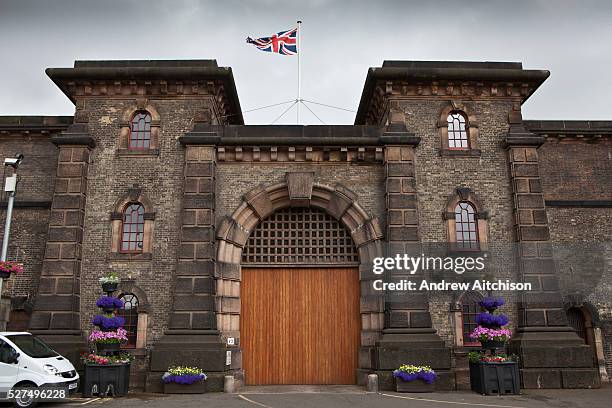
4, 154, 24, 168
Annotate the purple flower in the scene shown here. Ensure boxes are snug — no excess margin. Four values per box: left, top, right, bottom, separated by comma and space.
479, 297, 504, 311
392, 370, 437, 384
475, 312, 509, 328
96, 296, 124, 310
162, 374, 206, 385
92, 314, 125, 330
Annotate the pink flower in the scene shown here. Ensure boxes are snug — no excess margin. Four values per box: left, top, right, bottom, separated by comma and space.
469, 326, 512, 341
88, 328, 128, 344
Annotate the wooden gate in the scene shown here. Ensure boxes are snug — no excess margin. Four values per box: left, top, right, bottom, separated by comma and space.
241, 267, 360, 385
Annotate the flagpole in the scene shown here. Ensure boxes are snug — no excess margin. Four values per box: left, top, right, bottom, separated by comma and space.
297, 20, 302, 125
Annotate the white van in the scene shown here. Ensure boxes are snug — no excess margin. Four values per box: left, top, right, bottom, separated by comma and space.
0, 332, 79, 407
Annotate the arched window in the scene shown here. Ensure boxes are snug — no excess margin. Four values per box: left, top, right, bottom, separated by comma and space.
455, 202, 479, 250
129, 111, 152, 150
447, 111, 469, 149
118, 293, 138, 348
461, 291, 484, 346
121, 203, 145, 253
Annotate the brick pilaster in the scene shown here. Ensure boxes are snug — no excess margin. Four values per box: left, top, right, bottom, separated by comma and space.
384, 144, 432, 329
149, 138, 229, 393
505, 117, 599, 389
373, 118, 452, 390
28, 124, 94, 362
169, 145, 216, 331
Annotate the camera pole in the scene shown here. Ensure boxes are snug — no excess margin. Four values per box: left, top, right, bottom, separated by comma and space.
0, 155, 22, 323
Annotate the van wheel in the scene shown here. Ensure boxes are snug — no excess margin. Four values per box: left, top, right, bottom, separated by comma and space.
12, 382, 38, 408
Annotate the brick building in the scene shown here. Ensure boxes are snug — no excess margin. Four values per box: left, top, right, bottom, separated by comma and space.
0, 59, 610, 391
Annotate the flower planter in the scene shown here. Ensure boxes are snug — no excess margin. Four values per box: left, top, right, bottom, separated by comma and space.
96, 342, 121, 353
163, 381, 207, 394
396, 379, 435, 393
83, 364, 130, 397
102, 306, 116, 314
0, 270, 11, 279
101, 282, 119, 293
480, 340, 506, 350
469, 361, 520, 395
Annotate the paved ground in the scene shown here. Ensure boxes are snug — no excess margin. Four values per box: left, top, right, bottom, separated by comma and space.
4, 384, 610, 408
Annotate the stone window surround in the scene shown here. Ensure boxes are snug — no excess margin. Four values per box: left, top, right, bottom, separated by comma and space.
117, 100, 161, 156
443, 187, 489, 253
450, 290, 486, 348
109, 186, 156, 261
438, 101, 481, 157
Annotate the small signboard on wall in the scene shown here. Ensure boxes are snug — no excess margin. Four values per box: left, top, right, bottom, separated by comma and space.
226, 350, 232, 366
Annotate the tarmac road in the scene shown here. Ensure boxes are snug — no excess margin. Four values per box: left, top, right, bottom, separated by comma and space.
13, 383, 612, 408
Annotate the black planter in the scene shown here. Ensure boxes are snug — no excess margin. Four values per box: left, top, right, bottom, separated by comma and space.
163, 381, 207, 394
480, 340, 506, 350
96, 342, 121, 353
469, 361, 520, 395
83, 364, 130, 397
0, 270, 11, 279
101, 282, 118, 293
102, 306, 116, 314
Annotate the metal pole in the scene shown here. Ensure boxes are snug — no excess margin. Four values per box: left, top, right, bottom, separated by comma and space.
297, 20, 302, 125
0, 170, 17, 324
0, 191, 15, 262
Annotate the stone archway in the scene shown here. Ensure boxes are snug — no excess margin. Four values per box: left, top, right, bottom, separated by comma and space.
215, 173, 386, 382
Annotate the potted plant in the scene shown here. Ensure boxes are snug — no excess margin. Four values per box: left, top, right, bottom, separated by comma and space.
468, 352, 520, 395
467, 297, 520, 395
392, 365, 437, 392
82, 352, 133, 397
0, 261, 23, 279
99, 271, 120, 293
470, 297, 511, 351
162, 366, 208, 394
88, 328, 128, 353
96, 296, 124, 314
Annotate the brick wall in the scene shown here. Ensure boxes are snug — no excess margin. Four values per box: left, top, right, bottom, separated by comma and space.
0, 133, 58, 305
393, 98, 519, 345
539, 139, 612, 200
79, 97, 215, 346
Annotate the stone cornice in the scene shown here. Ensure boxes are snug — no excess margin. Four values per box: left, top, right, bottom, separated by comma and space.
180, 124, 418, 147
46, 64, 243, 125
525, 120, 612, 141
51, 123, 96, 148
355, 62, 550, 125
0, 116, 73, 135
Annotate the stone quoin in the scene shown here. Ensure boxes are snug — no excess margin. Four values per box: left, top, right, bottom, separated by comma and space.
0, 59, 610, 391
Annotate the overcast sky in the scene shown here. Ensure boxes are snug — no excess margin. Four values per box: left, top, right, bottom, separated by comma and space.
1, 0, 611, 124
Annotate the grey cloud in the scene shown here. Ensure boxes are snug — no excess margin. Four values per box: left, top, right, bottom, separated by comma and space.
1, 0, 611, 124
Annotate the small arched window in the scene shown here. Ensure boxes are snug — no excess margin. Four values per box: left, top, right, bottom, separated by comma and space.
129, 111, 152, 150
121, 203, 145, 253
118, 293, 139, 348
455, 202, 479, 250
461, 291, 484, 346
447, 111, 469, 149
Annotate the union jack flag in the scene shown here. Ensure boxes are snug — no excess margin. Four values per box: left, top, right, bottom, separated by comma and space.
246, 28, 298, 56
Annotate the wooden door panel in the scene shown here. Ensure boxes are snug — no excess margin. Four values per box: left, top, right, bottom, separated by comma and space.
241, 268, 360, 385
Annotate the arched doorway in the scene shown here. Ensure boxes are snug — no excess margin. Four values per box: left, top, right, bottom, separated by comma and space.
240, 208, 361, 385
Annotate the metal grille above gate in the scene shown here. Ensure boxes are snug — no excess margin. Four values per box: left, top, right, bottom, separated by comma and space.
242, 208, 359, 266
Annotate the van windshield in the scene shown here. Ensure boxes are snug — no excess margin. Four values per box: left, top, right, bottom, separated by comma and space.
6, 335, 58, 358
